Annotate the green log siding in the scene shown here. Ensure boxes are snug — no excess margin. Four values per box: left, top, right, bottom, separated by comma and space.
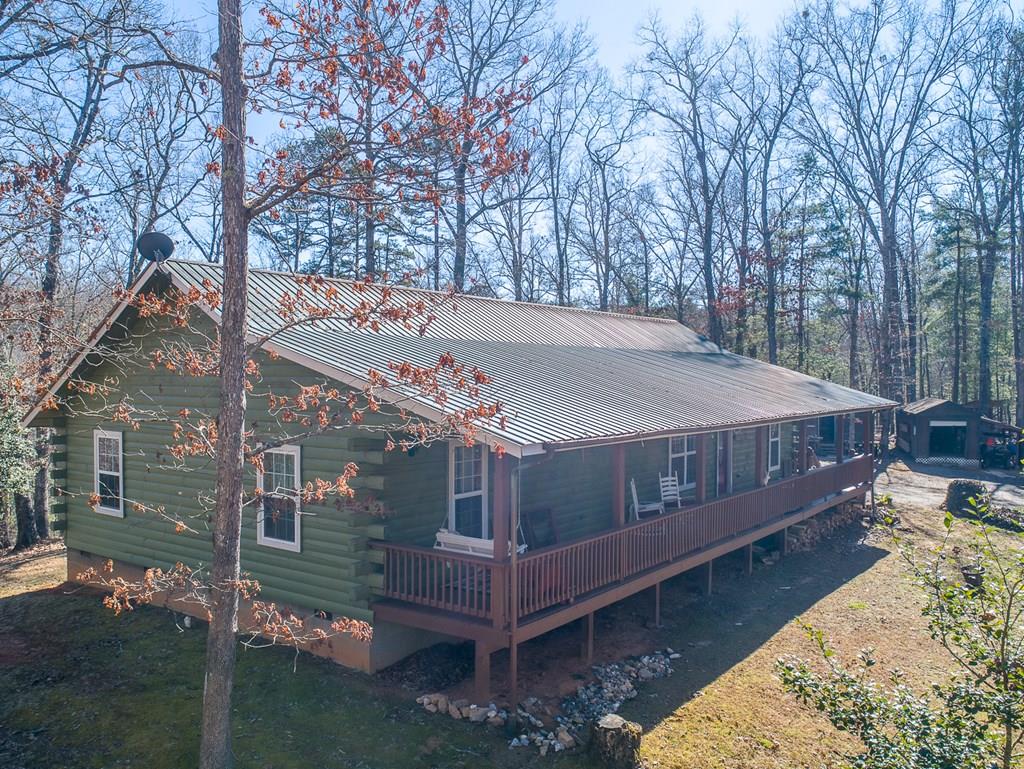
60, 314, 384, 623
731, 429, 757, 492
375, 441, 451, 548
521, 446, 614, 543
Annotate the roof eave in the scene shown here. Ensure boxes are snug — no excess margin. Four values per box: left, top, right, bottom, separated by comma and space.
539, 402, 898, 453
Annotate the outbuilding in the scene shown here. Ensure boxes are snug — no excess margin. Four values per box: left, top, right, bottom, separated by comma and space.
896, 397, 981, 466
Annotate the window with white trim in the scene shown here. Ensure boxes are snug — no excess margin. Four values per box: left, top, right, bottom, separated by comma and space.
93, 429, 124, 517
768, 423, 781, 472
257, 445, 302, 552
669, 435, 697, 489
449, 443, 490, 539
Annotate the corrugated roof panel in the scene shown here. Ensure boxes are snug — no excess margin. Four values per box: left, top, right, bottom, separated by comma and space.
162, 260, 895, 450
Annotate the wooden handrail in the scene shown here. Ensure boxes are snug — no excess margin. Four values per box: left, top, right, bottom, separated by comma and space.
372, 454, 872, 627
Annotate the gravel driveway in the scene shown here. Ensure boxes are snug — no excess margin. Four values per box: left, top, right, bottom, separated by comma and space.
874, 456, 1024, 510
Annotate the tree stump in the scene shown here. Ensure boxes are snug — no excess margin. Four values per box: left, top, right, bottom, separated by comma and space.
591, 713, 642, 769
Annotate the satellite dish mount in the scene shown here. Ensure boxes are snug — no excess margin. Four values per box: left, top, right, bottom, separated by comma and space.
135, 231, 175, 263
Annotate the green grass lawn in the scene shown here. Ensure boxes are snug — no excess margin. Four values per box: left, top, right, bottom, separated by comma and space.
0, 495, 1002, 769
0, 557, 586, 769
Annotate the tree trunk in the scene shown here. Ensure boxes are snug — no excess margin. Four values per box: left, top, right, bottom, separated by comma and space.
0, 494, 13, 550
198, 2, 249, 768
978, 241, 997, 416
31, 187, 67, 541
901, 253, 918, 403
14, 493, 38, 550
1012, 194, 1024, 426
953, 223, 963, 403
702, 201, 721, 345
878, 216, 904, 403
453, 153, 469, 291
32, 433, 50, 538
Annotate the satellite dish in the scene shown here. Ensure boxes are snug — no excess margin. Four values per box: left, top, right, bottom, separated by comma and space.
135, 231, 175, 262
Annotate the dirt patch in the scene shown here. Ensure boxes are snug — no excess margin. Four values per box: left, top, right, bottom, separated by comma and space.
376, 642, 475, 692
0, 541, 66, 599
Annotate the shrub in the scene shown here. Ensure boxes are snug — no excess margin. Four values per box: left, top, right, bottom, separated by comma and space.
944, 479, 988, 516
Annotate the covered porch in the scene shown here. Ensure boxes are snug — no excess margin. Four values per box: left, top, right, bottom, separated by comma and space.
371, 412, 878, 702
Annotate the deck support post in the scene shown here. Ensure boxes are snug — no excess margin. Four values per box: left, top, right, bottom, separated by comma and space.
474, 642, 491, 704
509, 641, 519, 706
798, 421, 809, 474
836, 415, 845, 464
755, 425, 767, 486
653, 582, 662, 628
704, 559, 713, 595
780, 526, 790, 556
745, 543, 753, 575
582, 612, 594, 665
695, 434, 707, 503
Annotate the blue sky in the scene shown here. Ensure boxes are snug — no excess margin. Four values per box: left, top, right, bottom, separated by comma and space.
552, 0, 794, 71
173, 0, 795, 76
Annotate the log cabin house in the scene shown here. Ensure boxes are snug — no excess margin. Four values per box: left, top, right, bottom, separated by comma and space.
26, 259, 894, 701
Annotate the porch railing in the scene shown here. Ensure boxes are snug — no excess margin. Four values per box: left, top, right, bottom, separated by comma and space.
515, 454, 871, 618
376, 542, 507, 620
372, 453, 872, 627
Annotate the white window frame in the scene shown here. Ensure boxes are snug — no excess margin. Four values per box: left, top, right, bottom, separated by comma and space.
668, 435, 698, 490
447, 442, 490, 540
768, 423, 782, 473
256, 444, 302, 553
93, 429, 124, 517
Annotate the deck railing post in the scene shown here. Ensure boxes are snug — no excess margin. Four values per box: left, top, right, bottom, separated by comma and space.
798, 420, 809, 474
492, 452, 512, 628
612, 444, 626, 581
755, 426, 768, 486
695, 433, 707, 503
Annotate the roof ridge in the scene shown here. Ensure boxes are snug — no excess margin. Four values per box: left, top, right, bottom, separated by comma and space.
167, 258, 685, 328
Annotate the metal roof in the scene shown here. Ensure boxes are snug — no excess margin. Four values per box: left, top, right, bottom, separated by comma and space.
163, 261, 894, 453
28, 259, 896, 456
900, 397, 972, 415
168, 259, 721, 353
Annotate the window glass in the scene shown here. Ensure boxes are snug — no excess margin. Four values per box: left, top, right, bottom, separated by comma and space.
94, 432, 122, 513
669, 435, 697, 488
260, 448, 299, 547
769, 424, 781, 471
450, 444, 488, 538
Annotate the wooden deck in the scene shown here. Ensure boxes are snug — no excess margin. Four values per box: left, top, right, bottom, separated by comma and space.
371, 454, 873, 654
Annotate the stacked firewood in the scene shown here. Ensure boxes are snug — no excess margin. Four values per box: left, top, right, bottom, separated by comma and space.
785, 501, 867, 553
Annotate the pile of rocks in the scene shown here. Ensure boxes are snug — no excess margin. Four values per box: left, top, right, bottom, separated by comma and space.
786, 501, 866, 553
508, 698, 579, 755
415, 693, 509, 727
416, 649, 677, 757
507, 651, 676, 755
560, 651, 676, 729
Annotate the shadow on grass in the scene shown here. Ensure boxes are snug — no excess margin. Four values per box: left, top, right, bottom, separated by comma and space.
0, 524, 886, 769
0, 581, 584, 769
477, 521, 888, 735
